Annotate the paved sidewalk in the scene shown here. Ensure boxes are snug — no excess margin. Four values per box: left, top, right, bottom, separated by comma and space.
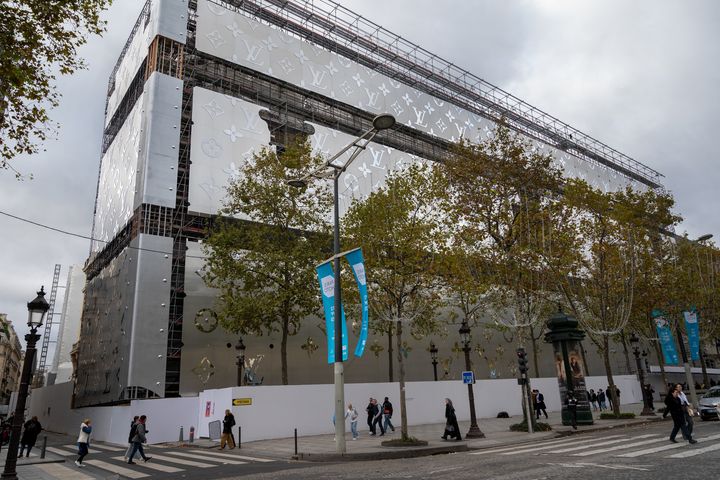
178, 402, 663, 461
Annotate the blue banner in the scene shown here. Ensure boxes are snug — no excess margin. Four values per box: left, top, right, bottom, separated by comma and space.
652, 309, 679, 365
683, 309, 701, 361
345, 248, 369, 358
316, 261, 348, 364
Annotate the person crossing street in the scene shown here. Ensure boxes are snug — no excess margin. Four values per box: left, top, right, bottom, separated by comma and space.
127, 415, 152, 464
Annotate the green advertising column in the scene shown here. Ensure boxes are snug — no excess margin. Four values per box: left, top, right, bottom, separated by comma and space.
544, 307, 594, 426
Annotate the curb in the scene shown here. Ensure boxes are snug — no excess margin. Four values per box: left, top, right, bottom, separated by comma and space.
554, 416, 664, 437
293, 443, 469, 462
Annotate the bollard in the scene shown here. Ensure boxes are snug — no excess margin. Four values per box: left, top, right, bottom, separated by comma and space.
294, 428, 297, 456
40, 436, 47, 459
238, 426, 241, 449
189, 426, 195, 443
179, 426, 184, 442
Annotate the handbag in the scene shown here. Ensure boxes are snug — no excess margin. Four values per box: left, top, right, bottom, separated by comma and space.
446, 424, 455, 432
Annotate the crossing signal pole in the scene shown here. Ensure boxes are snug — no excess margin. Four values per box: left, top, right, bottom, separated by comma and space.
517, 347, 534, 434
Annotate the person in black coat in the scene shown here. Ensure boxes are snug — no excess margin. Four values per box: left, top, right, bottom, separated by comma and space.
441, 398, 462, 441
366, 398, 375, 434
220, 409, 236, 449
18, 416, 42, 457
665, 385, 696, 444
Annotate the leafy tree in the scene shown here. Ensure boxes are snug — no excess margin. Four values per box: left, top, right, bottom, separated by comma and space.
443, 124, 564, 376
343, 162, 447, 441
0, 0, 110, 176
550, 180, 676, 416
202, 141, 331, 384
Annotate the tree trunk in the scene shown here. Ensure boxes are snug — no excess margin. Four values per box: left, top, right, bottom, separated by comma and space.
387, 324, 394, 382
581, 344, 591, 376
396, 320, 409, 440
700, 347, 709, 388
620, 332, 633, 374
603, 335, 620, 416
529, 324, 540, 378
653, 341, 668, 389
281, 314, 289, 385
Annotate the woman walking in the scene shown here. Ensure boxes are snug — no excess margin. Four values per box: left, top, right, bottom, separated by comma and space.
124, 416, 139, 460
220, 409, 236, 449
75, 419, 92, 467
19, 416, 42, 457
346, 403, 359, 440
127, 415, 152, 464
441, 398, 462, 441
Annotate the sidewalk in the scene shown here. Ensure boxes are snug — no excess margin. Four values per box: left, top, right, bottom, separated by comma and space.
178, 402, 663, 462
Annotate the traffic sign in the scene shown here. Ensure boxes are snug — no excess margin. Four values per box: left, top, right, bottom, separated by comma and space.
462, 371, 474, 384
232, 397, 252, 406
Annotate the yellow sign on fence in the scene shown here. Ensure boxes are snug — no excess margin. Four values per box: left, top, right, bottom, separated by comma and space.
232, 398, 252, 406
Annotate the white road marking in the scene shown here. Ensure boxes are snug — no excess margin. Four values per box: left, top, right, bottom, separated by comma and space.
546, 434, 658, 454
83, 459, 150, 478
165, 450, 247, 464
201, 450, 275, 462
142, 453, 218, 467
112, 456, 184, 473
36, 463, 95, 480
616, 433, 720, 457
573, 436, 669, 456
90, 443, 125, 451
46, 446, 75, 456
669, 442, 720, 458
501, 435, 628, 456
545, 462, 650, 471
470, 435, 622, 455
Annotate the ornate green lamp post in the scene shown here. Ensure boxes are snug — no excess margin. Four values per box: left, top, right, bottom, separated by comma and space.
544, 306, 594, 426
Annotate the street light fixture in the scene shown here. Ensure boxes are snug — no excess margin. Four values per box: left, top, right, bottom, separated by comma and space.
458, 320, 484, 438
235, 337, 246, 387
2, 287, 49, 480
429, 342, 439, 381
288, 114, 395, 454
629, 333, 655, 416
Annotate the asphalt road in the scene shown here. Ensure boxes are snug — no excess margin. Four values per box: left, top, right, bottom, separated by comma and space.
217, 419, 720, 480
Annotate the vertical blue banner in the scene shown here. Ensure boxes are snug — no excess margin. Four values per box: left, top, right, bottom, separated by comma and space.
345, 248, 369, 357
316, 261, 348, 364
683, 309, 701, 361
652, 309, 679, 365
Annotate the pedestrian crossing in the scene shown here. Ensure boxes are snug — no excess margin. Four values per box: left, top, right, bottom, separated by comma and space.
36, 443, 276, 478
470, 429, 720, 462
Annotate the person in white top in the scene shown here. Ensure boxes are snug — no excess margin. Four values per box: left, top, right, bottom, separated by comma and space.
345, 404, 359, 440
75, 419, 92, 467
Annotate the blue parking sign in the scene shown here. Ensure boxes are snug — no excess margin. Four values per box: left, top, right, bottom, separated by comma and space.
462, 371, 474, 384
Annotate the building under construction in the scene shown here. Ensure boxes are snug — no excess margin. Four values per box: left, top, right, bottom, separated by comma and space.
76, 0, 664, 407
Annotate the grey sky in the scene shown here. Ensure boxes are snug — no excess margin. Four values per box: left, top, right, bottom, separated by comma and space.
1, 0, 718, 346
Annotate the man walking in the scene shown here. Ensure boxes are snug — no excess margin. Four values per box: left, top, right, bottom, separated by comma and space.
220, 409, 236, 449
534, 390, 548, 419
665, 384, 696, 444
597, 388, 606, 411
127, 415, 152, 464
677, 384, 694, 438
371, 398, 385, 436
366, 398, 375, 435
382, 397, 395, 433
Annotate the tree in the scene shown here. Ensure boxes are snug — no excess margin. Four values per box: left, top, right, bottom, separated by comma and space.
343, 162, 447, 441
443, 124, 564, 376
550, 180, 676, 416
202, 141, 331, 384
0, 0, 110, 176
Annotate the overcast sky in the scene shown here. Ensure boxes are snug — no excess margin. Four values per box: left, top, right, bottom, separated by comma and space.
1, 0, 718, 349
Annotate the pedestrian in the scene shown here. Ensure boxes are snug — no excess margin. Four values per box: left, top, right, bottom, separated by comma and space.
220, 409, 236, 449
75, 419, 92, 467
606, 385, 614, 410
676, 384, 694, 438
127, 414, 152, 464
346, 403, 359, 440
589, 389, 598, 411
382, 397, 395, 433
644, 384, 655, 411
665, 384, 696, 444
597, 388, 606, 411
535, 390, 548, 419
366, 397, 375, 435
371, 398, 385, 436
124, 416, 139, 460
18, 416, 42, 458
566, 391, 578, 430
441, 398, 462, 440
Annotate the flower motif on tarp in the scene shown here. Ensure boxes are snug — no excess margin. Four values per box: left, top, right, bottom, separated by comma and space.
192, 357, 216, 385
194, 308, 219, 333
